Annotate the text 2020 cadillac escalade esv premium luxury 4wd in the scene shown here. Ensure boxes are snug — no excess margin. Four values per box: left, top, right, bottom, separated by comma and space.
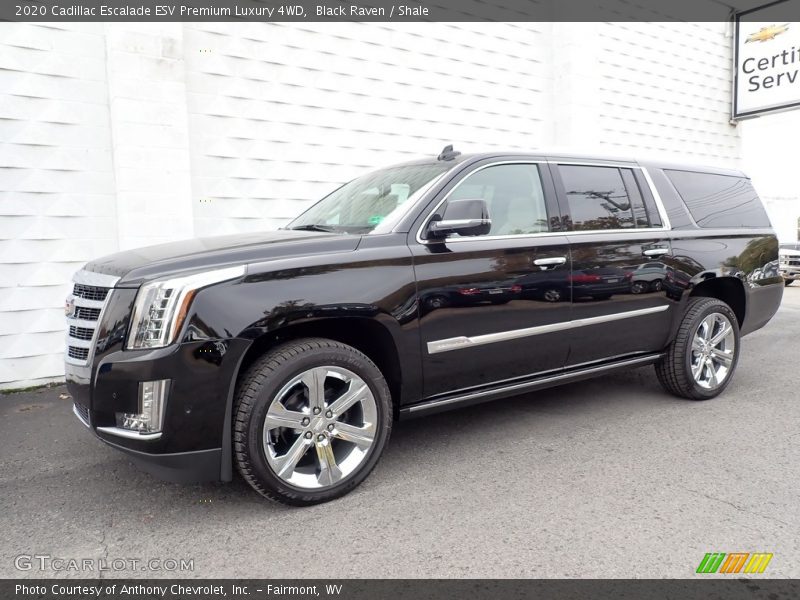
66, 148, 783, 505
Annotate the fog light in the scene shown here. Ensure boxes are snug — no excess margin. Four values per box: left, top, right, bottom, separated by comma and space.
116, 380, 169, 434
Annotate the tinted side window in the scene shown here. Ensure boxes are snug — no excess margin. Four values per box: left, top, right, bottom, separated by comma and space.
665, 170, 771, 228
444, 164, 549, 236
559, 165, 649, 231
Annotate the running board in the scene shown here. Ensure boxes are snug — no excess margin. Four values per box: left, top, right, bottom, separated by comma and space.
400, 353, 664, 418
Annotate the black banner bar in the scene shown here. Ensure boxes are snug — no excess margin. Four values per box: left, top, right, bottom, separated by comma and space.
4, 0, 800, 23
3, 579, 800, 600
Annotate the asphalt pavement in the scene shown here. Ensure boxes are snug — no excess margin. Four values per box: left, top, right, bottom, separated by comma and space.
1, 288, 799, 579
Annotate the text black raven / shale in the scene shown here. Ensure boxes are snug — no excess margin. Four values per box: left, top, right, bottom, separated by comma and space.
317, 4, 430, 17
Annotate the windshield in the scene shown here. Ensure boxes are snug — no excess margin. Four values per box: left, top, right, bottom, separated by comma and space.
288, 163, 452, 234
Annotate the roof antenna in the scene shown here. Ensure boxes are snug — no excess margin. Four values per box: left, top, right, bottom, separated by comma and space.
437, 144, 461, 161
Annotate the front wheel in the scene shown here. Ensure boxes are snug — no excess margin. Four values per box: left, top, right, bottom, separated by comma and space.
655, 297, 740, 400
786, 279, 794, 286
233, 338, 392, 505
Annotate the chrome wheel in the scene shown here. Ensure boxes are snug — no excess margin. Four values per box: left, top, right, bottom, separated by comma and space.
263, 366, 377, 489
543, 289, 561, 302
690, 312, 736, 390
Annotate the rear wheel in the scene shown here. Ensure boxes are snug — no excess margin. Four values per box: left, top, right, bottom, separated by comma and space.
786, 279, 794, 286
655, 297, 740, 400
233, 338, 392, 505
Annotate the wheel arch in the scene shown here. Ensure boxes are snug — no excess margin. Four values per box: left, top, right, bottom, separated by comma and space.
688, 276, 746, 327
236, 317, 404, 421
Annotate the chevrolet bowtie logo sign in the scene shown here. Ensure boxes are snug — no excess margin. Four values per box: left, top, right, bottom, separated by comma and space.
696, 552, 773, 574
746, 24, 790, 43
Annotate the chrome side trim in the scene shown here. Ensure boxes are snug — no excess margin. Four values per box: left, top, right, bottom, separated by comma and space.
73, 404, 91, 429
403, 354, 663, 415
96, 426, 162, 441
427, 305, 669, 354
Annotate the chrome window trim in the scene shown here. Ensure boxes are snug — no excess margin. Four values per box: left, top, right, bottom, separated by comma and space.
640, 167, 673, 230
415, 160, 673, 245
427, 305, 669, 354
550, 160, 638, 168
96, 426, 162, 441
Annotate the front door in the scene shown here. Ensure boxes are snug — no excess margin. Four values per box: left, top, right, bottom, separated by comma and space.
411, 160, 572, 399
549, 160, 674, 366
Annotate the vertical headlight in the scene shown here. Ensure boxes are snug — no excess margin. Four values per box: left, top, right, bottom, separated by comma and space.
126, 265, 245, 350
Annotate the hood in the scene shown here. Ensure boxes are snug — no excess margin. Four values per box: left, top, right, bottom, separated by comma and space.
84, 230, 361, 286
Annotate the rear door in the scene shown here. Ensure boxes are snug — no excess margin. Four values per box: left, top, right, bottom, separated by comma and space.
549, 160, 674, 366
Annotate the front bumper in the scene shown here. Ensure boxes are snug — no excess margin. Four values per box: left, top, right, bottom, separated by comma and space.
68, 338, 250, 483
74, 402, 222, 482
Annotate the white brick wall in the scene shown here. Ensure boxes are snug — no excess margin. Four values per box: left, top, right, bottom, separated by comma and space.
182, 23, 551, 236
0, 20, 762, 389
0, 24, 117, 388
595, 22, 740, 163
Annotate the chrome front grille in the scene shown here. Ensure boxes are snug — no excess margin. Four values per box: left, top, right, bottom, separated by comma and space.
68, 346, 90, 360
65, 270, 120, 366
73, 284, 110, 301
74, 306, 101, 320
69, 325, 94, 340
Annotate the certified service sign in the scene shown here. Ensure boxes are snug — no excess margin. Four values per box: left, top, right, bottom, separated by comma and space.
734, 4, 800, 118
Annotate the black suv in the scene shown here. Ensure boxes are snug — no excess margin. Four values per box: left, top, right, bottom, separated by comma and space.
65, 148, 782, 505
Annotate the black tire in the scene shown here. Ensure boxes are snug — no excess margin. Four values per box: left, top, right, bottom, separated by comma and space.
786, 279, 794, 286
655, 297, 741, 400
233, 338, 392, 506
631, 281, 648, 294
651, 279, 663, 292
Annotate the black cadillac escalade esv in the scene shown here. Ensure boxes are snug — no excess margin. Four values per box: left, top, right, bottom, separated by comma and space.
66, 148, 783, 505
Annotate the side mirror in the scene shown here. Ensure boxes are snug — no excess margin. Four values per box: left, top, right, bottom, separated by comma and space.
427, 199, 491, 239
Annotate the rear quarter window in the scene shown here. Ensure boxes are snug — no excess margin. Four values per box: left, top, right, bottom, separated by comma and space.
664, 169, 771, 228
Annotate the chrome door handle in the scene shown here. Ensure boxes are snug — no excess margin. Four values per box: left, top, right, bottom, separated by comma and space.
534, 257, 567, 268
643, 248, 669, 257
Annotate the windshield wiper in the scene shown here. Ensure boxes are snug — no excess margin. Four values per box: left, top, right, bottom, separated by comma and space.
288, 224, 339, 233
